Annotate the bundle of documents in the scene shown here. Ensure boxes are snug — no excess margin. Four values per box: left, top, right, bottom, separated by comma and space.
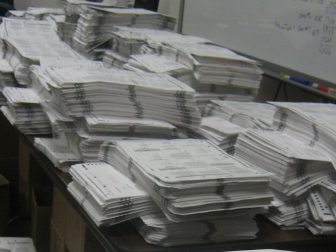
1, 87, 51, 135
100, 139, 272, 222
83, 115, 177, 136
0, 237, 36, 252
60, 0, 134, 46
68, 162, 158, 226
7, 8, 65, 21
102, 50, 129, 68
44, 66, 201, 126
305, 179, 336, 235
72, 7, 175, 58
144, 42, 263, 89
1, 18, 81, 85
0, 59, 16, 89
34, 137, 81, 171
133, 212, 259, 246
204, 101, 276, 129
192, 116, 245, 153
271, 102, 336, 166
266, 193, 308, 229
235, 130, 334, 198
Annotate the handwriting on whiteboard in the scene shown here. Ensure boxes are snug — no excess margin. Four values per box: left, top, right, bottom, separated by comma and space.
275, 0, 336, 56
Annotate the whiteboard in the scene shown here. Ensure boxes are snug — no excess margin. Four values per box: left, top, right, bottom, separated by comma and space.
182, 0, 336, 86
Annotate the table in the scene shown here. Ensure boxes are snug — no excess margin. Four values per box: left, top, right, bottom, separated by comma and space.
18, 133, 336, 252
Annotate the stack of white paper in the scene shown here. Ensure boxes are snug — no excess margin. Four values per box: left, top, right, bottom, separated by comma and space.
72, 7, 175, 58
83, 115, 177, 136
1, 18, 81, 85
266, 192, 308, 229
100, 139, 272, 222
1, 87, 51, 135
0, 59, 16, 105
235, 129, 336, 231
0, 237, 36, 252
192, 116, 245, 153
204, 101, 276, 129
34, 137, 81, 171
132, 212, 259, 246
68, 162, 158, 226
7, 7, 65, 21
59, 0, 134, 46
44, 66, 201, 127
305, 179, 336, 235
143, 42, 263, 100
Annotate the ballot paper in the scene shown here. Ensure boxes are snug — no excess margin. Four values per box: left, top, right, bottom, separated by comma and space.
34, 137, 81, 171
271, 102, 336, 168
204, 100, 276, 129
192, 116, 245, 153
1, 88, 51, 135
72, 7, 175, 58
102, 50, 129, 68
44, 66, 201, 126
100, 139, 272, 222
144, 42, 263, 88
7, 7, 65, 21
83, 115, 177, 136
0, 59, 16, 89
68, 162, 158, 226
1, 18, 81, 85
235, 130, 335, 198
133, 212, 259, 246
0, 237, 36, 252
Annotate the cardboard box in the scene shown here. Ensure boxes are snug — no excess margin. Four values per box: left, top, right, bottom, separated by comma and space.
0, 175, 9, 235
31, 186, 52, 252
50, 220, 65, 252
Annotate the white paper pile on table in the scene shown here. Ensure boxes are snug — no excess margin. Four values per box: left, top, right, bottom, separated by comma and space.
44, 66, 201, 126
266, 192, 308, 229
34, 137, 81, 171
68, 162, 158, 226
0, 18, 81, 85
72, 7, 175, 58
0, 237, 36, 252
269, 102, 336, 234
192, 116, 245, 153
132, 211, 259, 246
59, 0, 134, 46
305, 178, 336, 235
143, 42, 263, 106
1, 87, 51, 135
102, 26, 208, 67
0, 59, 16, 105
204, 100, 276, 129
235, 129, 336, 229
100, 139, 272, 223
7, 7, 65, 21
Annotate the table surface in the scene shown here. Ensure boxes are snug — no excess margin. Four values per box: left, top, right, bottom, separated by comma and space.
20, 133, 336, 252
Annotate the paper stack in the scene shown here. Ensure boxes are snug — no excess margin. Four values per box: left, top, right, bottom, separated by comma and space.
192, 116, 245, 153
59, 0, 135, 46
100, 139, 272, 223
143, 42, 263, 109
72, 7, 175, 58
68, 162, 158, 226
44, 66, 201, 126
235, 129, 336, 229
204, 100, 276, 129
0, 237, 36, 252
132, 211, 259, 246
0, 59, 16, 105
1, 18, 81, 85
34, 137, 81, 171
269, 102, 336, 233
7, 7, 65, 21
1, 87, 51, 135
